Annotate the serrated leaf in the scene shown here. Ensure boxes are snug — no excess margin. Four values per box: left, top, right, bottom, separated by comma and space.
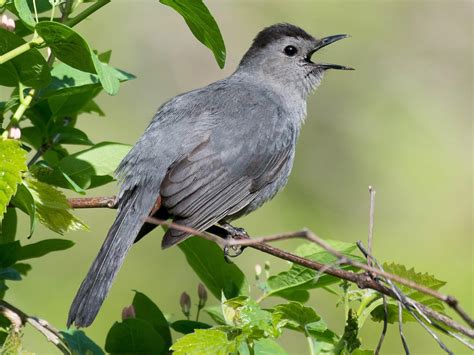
132, 291, 172, 349
159, 0, 226, 68
170, 329, 238, 355
23, 177, 87, 234
272, 302, 321, 333
265, 240, 362, 300
60, 329, 104, 355
370, 262, 447, 324
0, 139, 27, 220
179, 237, 248, 300
223, 297, 275, 338
105, 318, 165, 354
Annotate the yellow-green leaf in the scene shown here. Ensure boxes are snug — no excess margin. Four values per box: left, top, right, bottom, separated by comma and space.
0, 139, 27, 220
23, 177, 87, 234
170, 329, 237, 355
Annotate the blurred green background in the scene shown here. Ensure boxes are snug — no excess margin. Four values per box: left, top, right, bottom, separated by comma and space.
7, 0, 472, 353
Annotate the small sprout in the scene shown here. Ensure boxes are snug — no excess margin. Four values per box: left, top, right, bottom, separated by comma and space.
180, 292, 191, 319
255, 264, 262, 280
0, 14, 15, 32
121, 305, 136, 320
197, 283, 208, 308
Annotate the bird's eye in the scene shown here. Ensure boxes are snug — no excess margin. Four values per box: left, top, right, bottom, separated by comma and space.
284, 45, 298, 57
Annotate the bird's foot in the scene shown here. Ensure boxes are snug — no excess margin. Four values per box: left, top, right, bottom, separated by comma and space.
221, 223, 248, 260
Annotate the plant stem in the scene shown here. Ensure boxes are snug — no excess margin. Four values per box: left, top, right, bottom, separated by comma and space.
305, 331, 316, 355
65, 0, 110, 28
0, 37, 44, 65
6, 88, 35, 132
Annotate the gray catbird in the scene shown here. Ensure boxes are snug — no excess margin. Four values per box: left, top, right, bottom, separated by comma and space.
68, 23, 352, 327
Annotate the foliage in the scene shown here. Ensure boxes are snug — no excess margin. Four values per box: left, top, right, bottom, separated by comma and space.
0, 0, 460, 354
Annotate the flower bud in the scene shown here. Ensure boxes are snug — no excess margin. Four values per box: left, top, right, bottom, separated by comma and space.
7, 126, 21, 139
121, 305, 136, 320
180, 292, 191, 318
0, 14, 15, 32
197, 283, 208, 308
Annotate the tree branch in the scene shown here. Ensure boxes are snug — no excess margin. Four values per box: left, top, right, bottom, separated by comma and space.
67, 196, 474, 340
0, 300, 69, 354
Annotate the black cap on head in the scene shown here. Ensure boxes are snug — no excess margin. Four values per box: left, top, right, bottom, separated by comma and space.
240, 23, 315, 66
251, 23, 314, 49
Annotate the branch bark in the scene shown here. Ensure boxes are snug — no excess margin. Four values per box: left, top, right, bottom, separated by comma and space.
67, 196, 474, 340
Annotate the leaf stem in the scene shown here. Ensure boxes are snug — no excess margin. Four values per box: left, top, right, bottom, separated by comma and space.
0, 37, 44, 65
65, 0, 110, 28
7, 88, 35, 131
305, 330, 316, 355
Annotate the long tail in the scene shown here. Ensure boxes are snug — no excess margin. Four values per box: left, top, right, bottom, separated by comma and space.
67, 186, 154, 328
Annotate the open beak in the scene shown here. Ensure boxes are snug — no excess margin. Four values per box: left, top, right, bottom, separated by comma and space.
309, 34, 354, 70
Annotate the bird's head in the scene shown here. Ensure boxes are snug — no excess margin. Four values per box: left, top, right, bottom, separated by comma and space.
238, 23, 353, 97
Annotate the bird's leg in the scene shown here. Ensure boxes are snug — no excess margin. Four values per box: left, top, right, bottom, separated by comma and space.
205, 223, 249, 260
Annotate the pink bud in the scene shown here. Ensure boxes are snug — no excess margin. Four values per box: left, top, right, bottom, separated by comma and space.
0, 14, 15, 32
7, 126, 21, 139
121, 305, 136, 320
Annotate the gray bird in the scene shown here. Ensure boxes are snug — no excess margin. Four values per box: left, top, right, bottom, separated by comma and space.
68, 23, 352, 327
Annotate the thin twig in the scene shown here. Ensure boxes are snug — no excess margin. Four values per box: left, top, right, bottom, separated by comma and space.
66, 196, 474, 339
0, 300, 70, 354
367, 186, 376, 268
398, 302, 410, 354
375, 295, 388, 355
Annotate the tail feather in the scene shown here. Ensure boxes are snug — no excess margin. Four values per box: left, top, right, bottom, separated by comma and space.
67, 186, 154, 327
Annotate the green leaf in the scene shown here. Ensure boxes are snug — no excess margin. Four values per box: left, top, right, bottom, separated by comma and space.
15, 238, 74, 260
204, 306, 226, 325
272, 302, 321, 333
0, 207, 17, 244
35, 22, 129, 95
159, 0, 226, 68
35, 142, 130, 190
105, 318, 166, 354
12, 262, 31, 276
170, 329, 238, 355
35, 21, 96, 73
253, 338, 288, 355
41, 62, 135, 99
93, 55, 120, 95
14, 0, 36, 29
265, 240, 362, 300
132, 291, 172, 349
371, 262, 447, 324
179, 237, 248, 300
0, 139, 27, 220
0, 241, 21, 267
53, 127, 93, 146
23, 177, 87, 234
171, 320, 212, 334
11, 183, 36, 235
0, 28, 51, 88
223, 297, 275, 338
0, 266, 22, 280
60, 329, 104, 355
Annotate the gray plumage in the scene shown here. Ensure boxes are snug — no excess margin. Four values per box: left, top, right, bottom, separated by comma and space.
68, 23, 352, 328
